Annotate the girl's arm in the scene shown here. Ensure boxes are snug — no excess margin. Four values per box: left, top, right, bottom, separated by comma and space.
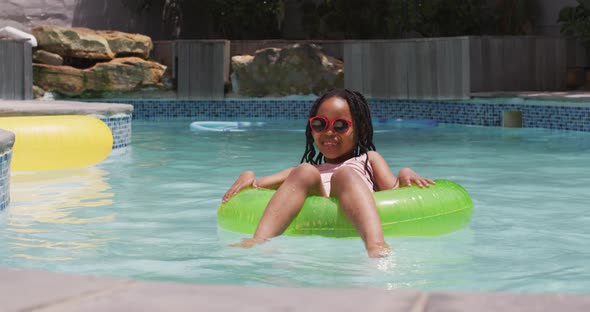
367, 151, 398, 190
253, 167, 293, 189
367, 151, 434, 191
222, 167, 293, 202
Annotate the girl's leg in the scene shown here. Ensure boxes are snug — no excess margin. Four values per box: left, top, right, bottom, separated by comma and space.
251, 163, 324, 241
330, 167, 391, 257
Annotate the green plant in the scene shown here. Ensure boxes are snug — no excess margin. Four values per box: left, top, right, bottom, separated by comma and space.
415, 0, 494, 37
492, 0, 536, 35
122, 0, 536, 40
300, 0, 520, 39
558, 0, 590, 44
305, 0, 393, 39
210, 0, 285, 39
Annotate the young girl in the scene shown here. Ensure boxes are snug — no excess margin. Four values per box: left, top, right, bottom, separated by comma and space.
222, 89, 434, 257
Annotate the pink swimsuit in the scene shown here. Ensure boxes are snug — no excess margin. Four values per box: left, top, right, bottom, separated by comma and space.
314, 155, 375, 195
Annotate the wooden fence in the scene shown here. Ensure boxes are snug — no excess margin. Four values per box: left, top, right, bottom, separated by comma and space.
1, 37, 567, 101
151, 37, 569, 100
154, 40, 230, 100
0, 39, 32, 100
344, 36, 566, 99
469, 36, 566, 93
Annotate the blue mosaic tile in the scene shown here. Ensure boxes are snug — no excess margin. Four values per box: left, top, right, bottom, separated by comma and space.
98, 115, 132, 150
100, 98, 590, 132
0, 150, 11, 211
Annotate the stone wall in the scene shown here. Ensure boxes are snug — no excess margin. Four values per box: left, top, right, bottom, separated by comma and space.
31, 26, 168, 98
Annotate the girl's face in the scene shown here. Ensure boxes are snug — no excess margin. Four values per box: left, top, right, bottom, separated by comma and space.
311, 96, 357, 163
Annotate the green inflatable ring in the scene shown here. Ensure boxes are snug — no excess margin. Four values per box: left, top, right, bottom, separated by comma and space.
218, 179, 474, 237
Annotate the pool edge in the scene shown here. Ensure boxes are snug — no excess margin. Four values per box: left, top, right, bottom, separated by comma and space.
1, 267, 588, 311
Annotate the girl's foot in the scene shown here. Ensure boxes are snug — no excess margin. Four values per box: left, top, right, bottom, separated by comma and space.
229, 237, 268, 248
367, 242, 392, 258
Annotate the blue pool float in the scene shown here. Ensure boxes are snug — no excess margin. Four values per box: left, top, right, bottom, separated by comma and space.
190, 121, 266, 132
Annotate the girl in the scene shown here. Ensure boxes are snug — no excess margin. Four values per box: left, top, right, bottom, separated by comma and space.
222, 89, 434, 257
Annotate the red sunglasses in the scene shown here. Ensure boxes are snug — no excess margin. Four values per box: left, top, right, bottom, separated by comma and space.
308, 116, 352, 134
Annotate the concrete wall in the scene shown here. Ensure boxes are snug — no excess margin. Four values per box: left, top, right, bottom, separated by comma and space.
71, 0, 168, 40
535, 0, 578, 36
0, 0, 164, 39
0, 0, 76, 31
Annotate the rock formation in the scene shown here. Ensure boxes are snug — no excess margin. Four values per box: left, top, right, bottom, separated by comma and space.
31, 25, 166, 98
230, 43, 344, 97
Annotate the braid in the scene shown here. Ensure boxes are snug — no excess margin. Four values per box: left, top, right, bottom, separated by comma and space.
300, 89, 377, 185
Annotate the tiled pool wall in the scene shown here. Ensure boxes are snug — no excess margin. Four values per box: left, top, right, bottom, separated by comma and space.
104, 98, 590, 132
97, 115, 132, 149
0, 150, 11, 211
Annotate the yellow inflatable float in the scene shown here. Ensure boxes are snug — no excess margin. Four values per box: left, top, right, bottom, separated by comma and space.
0, 115, 113, 171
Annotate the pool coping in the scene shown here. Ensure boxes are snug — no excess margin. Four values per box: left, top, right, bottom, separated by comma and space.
0, 129, 14, 153
0, 100, 134, 153
471, 91, 590, 104
1, 267, 589, 312
0, 100, 133, 116
1, 98, 589, 310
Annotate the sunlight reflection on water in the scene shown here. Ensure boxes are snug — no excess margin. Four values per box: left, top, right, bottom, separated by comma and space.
5, 168, 116, 261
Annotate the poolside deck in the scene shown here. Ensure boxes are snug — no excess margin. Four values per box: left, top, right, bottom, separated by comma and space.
1, 267, 589, 312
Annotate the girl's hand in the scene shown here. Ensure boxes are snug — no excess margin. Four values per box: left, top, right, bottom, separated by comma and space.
398, 168, 435, 188
222, 171, 256, 202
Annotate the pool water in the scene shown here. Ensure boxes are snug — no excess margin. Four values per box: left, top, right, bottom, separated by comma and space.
1, 120, 589, 293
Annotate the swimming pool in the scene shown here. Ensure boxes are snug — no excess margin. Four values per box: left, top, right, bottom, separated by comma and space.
1, 119, 589, 293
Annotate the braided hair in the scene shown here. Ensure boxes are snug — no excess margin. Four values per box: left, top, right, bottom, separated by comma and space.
300, 89, 376, 184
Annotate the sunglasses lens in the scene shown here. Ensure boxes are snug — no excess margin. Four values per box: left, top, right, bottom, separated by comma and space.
333, 119, 350, 133
310, 117, 327, 132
